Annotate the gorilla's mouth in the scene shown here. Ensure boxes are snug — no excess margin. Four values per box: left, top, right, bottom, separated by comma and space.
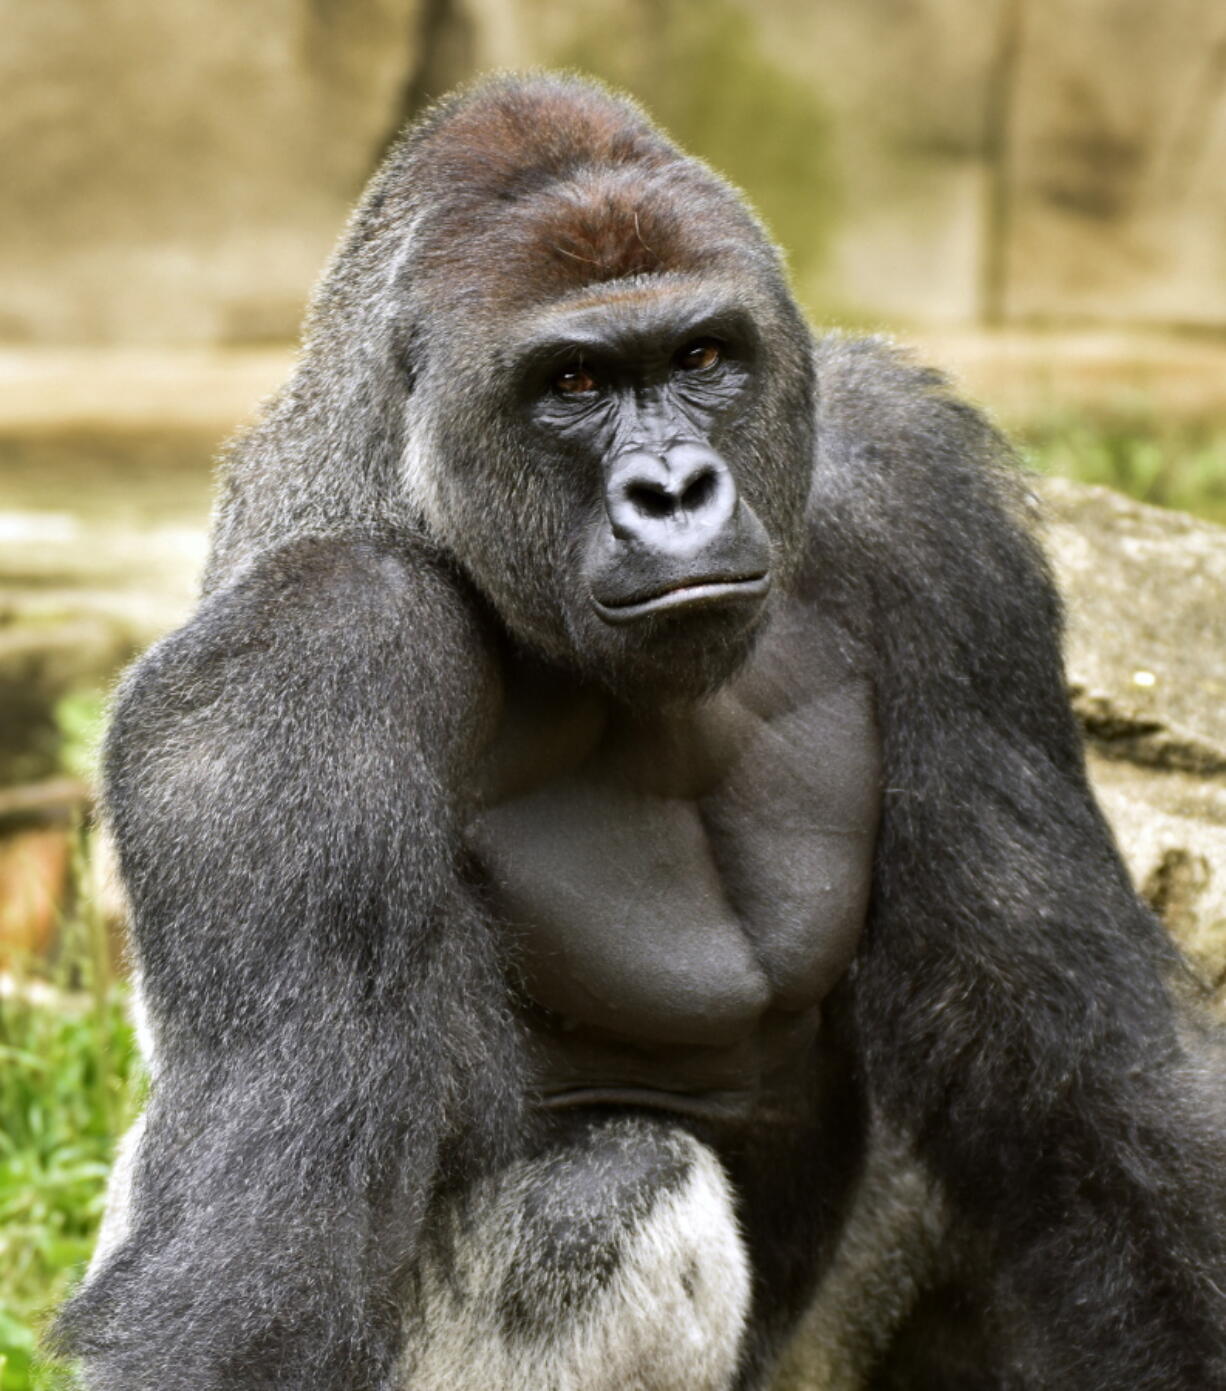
538, 1084, 758, 1123
590, 572, 771, 625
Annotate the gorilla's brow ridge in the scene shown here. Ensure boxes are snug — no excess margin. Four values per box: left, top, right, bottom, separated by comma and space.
508, 284, 759, 366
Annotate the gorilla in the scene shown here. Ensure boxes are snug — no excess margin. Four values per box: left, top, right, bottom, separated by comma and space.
57, 74, 1226, 1390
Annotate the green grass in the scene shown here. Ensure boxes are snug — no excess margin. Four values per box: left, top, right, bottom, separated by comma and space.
1019, 411, 1226, 525
0, 844, 142, 1391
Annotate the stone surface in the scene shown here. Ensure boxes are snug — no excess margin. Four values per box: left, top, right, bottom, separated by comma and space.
1044, 475, 1226, 757
1039, 475, 1226, 999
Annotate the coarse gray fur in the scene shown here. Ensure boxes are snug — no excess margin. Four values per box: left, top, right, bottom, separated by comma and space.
55, 73, 1226, 1391
399, 1118, 751, 1391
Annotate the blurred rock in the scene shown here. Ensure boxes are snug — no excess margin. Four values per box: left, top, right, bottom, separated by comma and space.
1006, 0, 1226, 326
0, 425, 212, 783
0, 613, 138, 786
0, 825, 72, 962
1039, 475, 1226, 1000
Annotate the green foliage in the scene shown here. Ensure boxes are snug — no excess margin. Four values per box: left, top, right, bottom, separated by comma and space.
49, 694, 107, 787
0, 857, 142, 1391
559, 0, 839, 298
1021, 411, 1226, 524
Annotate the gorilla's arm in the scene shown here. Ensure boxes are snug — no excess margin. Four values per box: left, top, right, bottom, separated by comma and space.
54, 535, 520, 1391
815, 336, 1226, 1387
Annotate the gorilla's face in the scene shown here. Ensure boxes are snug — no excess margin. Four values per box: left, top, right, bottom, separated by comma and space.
390, 99, 817, 699
528, 291, 772, 623
412, 273, 814, 699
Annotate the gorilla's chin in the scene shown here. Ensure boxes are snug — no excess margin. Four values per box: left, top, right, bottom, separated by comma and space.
572, 598, 770, 704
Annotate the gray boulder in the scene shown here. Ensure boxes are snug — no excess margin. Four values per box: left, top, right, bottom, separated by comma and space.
1042, 476, 1226, 1001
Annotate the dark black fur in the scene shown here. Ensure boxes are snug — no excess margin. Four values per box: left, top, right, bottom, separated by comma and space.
56, 74, 1226, 1389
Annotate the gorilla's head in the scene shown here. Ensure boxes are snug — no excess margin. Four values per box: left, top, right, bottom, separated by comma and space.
219, 76, 817, 698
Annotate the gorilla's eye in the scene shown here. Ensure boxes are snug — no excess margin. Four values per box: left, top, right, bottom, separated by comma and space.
552, 364, 599, 396
674, 338, 722, 372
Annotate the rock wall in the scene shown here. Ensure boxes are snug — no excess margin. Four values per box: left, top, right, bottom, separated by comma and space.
3, 0, 1225, 343
0, 0, 420, 344
1044, 477, 1226, 997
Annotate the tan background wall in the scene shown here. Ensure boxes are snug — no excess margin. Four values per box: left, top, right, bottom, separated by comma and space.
0, 0, 421, 344
3, 0, 1225, 346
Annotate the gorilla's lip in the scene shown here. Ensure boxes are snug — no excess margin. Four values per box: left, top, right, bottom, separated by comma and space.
537, 1084, 757, 1123
590, 572, 771, 625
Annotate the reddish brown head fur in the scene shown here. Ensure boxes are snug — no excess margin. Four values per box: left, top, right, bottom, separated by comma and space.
391, 75, 775, 314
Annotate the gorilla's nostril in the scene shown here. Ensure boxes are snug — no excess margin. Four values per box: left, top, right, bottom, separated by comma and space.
627, 483, 676, 519
680, 469, 718, 513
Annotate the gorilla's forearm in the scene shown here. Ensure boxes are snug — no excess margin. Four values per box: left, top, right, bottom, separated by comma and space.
54, 535, 521, 1391
865, 725, 1224, 1382
815, 337, 1226, 1383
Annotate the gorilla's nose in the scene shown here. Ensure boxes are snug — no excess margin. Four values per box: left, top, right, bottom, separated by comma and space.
588, 442, 771, 625
606, 444, 737, 551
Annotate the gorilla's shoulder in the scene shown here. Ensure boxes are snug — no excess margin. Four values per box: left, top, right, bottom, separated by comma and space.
195, 529, 479, 628
813, 332, 1008, 465
128, 531, 496, 730
810, 331, 1029, 540
805, 332, 1049, 644
814, 331, 950, 397
205, 531, 475, 634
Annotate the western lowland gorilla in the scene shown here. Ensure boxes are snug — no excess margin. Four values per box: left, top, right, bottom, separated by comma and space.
57, 74, 1226, 1390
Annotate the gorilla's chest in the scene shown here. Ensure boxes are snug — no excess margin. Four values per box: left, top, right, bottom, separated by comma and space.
466, 607, 881, 1083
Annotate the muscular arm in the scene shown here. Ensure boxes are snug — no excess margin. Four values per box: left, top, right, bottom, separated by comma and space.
814, 337, 1226, 1388
55, 535, 521, 1391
